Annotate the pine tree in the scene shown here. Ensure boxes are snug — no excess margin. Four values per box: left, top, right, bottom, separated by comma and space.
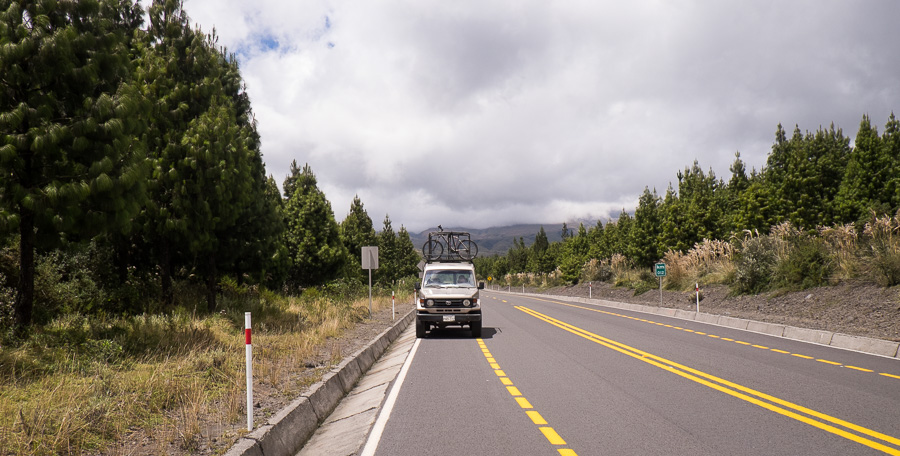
376, 215, 398, 285
132, 0, 234, 304
836, 115, 890, 222
283, 164, 347, 287
395, 226, 421, 280
883, 113, 900, 210
559, 223, 590, 283
340, 195, 377, 271
0, 0, 148, 326
282, 159, 303, 200
179, 99, 254, 310
630, 187, 662, 266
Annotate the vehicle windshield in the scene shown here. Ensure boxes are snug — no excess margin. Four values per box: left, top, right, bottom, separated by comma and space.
423, 270, 475, 288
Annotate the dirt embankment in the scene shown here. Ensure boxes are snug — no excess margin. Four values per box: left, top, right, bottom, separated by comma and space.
520, 281, 900, 342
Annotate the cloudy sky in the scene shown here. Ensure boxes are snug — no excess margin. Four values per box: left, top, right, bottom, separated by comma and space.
183, 0, 900, 233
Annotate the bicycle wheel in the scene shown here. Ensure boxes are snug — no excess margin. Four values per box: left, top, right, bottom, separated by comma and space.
422, 240, 443, 261
456, 240, 478, 260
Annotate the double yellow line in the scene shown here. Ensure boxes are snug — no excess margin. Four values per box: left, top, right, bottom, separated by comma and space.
516, 306, 900, 455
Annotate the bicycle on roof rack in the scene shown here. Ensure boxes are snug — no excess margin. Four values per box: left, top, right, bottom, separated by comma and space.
422, 230, 479, 261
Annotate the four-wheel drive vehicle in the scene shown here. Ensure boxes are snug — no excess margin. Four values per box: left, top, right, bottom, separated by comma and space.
414, 262, 484, 338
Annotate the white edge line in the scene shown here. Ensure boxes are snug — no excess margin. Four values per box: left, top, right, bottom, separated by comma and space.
359, 337, 421, 456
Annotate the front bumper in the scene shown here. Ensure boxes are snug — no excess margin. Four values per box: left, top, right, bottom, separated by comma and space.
417, 311, 482, 323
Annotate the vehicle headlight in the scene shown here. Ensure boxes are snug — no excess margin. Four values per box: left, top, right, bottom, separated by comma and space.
463, 299, 471, 307
426, 299, 434, 307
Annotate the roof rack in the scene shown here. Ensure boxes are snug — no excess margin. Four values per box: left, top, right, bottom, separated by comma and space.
421, 230, 479, 262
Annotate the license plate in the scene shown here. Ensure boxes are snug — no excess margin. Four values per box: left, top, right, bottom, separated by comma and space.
443, 315, 455, 322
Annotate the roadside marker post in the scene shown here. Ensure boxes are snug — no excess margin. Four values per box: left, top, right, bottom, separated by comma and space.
696, 283, 700, 313
589, 282, 592, 299
392, 291, 395, 321
245, 312, 253, 431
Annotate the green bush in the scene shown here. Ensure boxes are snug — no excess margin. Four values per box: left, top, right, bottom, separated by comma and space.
732, 236, 779, 294
867, 245, 900, 287
773, 237, 833, 290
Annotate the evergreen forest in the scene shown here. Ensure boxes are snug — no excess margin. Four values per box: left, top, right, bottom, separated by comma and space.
0, 0, 420, 335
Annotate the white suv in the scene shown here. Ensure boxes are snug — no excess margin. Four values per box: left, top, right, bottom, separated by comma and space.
414, 261, 484, 338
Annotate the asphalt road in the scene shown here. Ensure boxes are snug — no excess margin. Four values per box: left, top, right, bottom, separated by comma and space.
371, 291, 900, 456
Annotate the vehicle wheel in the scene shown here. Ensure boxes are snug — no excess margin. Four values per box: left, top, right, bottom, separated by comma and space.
456, 240, 478, 260
470, 320, 482, 338
422, 240, 443, 261
416, 318, 427, 338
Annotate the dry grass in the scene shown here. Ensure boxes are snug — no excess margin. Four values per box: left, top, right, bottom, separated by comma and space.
0, 285, 410, 455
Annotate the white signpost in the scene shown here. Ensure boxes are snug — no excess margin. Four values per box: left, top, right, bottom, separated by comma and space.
362, 246, 379, 317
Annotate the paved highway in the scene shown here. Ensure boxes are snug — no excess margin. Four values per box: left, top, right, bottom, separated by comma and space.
368, 291, 900, 456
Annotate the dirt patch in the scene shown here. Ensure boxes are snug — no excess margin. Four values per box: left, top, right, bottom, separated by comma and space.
526, 282, 900, 342
97, 302, 415, 456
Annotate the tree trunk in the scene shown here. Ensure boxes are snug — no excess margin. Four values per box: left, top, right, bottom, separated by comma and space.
14, 208, 35, 328
160, 239, 174, 307
206, 253, 217, 313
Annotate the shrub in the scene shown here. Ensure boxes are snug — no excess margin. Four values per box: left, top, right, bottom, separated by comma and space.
773, 237, 833, 290
582, 259, 613, 283
862, 212, 900, 286
732, 235, 780, 294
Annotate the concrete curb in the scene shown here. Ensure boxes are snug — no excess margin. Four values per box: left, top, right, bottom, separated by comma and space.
502, 291, 900, 360
224, 308, 417, 456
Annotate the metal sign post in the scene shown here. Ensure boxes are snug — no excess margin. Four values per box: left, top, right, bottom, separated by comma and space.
655, 263, 667, 307
362, 247, 379, 317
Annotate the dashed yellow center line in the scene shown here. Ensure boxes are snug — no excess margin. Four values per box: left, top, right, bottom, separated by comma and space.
477, 338, 578, 455
515, 295, 900, 383
540, 427, 567, 445
527, 410, 548, 425
515, 397, 533, 409
817, 359, 842, 366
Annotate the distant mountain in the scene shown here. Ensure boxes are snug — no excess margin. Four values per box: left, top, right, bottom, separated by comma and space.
409, 223, 591, 257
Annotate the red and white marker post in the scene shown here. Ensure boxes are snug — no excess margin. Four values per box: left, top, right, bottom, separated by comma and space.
392, 291, 395, 321
245, 312, 253, 431
589, 281, 592, 299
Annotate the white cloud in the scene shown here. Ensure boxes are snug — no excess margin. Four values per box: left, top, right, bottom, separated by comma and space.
183, 0, 900, 232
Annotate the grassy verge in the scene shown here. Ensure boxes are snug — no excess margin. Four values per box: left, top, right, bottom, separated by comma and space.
0, 282, 412, 455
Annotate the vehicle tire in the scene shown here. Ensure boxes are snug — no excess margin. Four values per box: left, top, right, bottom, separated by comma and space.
470, 320, 482, 338
456, 240, 478, 260
416, 318, 427, 338
422, 240, 443, 261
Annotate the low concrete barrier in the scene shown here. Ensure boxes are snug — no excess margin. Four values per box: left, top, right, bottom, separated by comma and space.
225, 308, 416, 456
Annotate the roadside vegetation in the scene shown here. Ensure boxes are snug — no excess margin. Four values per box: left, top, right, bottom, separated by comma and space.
0, 278, 413, 455
476, 113, 900, 296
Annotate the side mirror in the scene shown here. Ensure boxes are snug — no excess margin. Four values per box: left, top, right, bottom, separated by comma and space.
414, 282, 421, 291
478, 282, 485, 290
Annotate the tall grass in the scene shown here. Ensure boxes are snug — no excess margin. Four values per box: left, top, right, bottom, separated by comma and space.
576, 210, 900, 295
0, 282, 410, 455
